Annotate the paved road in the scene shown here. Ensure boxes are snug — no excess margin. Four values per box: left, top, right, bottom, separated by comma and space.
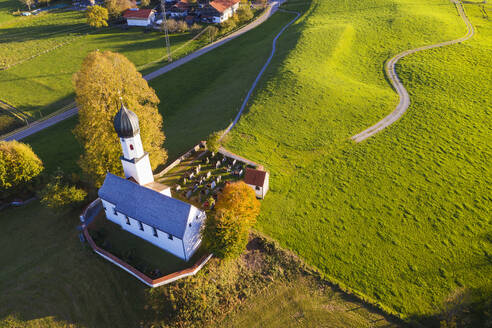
351, 0, 475, 143
2, 1, 283, 142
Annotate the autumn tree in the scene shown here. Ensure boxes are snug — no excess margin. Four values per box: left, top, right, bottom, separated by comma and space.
0, 141, 43, 198
203, 181, 260, 258
73, 51, 167, 187
86, 5, 109, 28
39, 169, 87, 210
105, 0, 133, 18
140, 0, 149, 7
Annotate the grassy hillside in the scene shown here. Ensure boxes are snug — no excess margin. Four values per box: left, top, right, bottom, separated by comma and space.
0, 0, 19, 25
225, 0, 491, 321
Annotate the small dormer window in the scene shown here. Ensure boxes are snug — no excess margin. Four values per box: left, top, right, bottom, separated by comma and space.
113, 208, 118, 216
256, 186, 261, 190
168, 233, 173, 240
153, 227, 158, 237
139, 221, 144, 231
130, 144, 134, 150
125, 216, 130, 225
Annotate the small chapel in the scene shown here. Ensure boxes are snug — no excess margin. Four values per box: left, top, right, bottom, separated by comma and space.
98, 103, 206, 261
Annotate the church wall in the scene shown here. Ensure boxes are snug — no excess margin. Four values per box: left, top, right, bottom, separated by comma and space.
121, 153, 154, 185
121, 215, 186, 260
101, 199, 122, 226
183, 207, 206, 261
120, 135, 144, 160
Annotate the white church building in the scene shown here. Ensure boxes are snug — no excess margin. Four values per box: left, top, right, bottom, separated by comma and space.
98, 103, 206, 261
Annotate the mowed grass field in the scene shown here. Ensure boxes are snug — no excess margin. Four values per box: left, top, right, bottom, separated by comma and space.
224, 0, 492, 321
0, 7, 206, 132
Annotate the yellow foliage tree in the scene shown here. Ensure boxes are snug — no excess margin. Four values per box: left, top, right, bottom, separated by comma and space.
86, 5, 109, 28
73, 51, 167, 187
204, 181, 261, 258
215, 181, 261, 225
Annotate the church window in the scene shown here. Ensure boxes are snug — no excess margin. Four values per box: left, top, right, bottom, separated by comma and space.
168, 233, 173, 240
139, 221, 144, 231
113, 208, 118, 216
125, 216, 130, 225
130, 144, 134, 150
153, 227, 158, 237
255, 186, 261, 190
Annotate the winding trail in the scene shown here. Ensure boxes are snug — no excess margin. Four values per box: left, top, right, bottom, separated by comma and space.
2, 1, 284, 141
351, 0, 475, 143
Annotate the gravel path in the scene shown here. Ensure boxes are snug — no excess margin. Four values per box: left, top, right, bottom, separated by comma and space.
351, 0, 475, 143
2, 1, 283, 142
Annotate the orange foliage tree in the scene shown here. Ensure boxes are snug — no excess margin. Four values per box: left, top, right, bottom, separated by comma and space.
203, 181, 260, 259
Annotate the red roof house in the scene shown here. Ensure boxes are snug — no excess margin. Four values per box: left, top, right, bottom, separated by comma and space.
123, 8, 156, 26
244, 168, 269, 199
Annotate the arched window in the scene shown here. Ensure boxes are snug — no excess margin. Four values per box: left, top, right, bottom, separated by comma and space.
130, 144, 134, 150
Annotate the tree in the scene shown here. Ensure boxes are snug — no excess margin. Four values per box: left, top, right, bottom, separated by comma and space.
105, 0, 133, 18
203, 211, 250, 259
39, 169, 87, 210
73, 51, 167, 187
203, 181, 261, 258
220, 17, 236, 32
236, 6, 253, 22
38, 0, 51, 7
86, 5, 109, 28
0, 141, 43, 197
140, 0, 149, 7
206, 130, 225, 153
19, 0, 34, 11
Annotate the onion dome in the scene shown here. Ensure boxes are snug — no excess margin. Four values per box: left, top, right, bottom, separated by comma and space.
113, 102, 140, 138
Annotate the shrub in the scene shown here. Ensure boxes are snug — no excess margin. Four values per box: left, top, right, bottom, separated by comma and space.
0, 140, 43, 198
206, 130, 225, 153
220, 17, 236, 32
177, 20, 189, 33
163, 19, 189, 33
39, 169, 87, 209
237, 6, 253, 23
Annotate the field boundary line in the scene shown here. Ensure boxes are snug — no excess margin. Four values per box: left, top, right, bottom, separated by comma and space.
351, 0, 475, 143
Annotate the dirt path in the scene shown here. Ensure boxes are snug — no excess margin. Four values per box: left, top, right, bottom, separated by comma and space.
351, 0, 475, 143
1, 1, 283, 142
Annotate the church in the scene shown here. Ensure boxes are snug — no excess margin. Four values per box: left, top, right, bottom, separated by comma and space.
98, 103, 206, 261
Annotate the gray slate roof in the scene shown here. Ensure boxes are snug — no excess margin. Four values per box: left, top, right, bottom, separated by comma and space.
98, 173, 192, 238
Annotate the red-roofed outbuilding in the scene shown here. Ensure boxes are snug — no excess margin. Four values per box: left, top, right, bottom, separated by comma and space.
123, 8, 156, 26
244, 168, 269, 199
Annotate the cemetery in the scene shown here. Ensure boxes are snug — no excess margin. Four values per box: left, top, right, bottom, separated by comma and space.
156, 146, 262, 210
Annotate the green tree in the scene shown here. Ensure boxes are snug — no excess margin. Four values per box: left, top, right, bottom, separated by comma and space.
206, 130, 225, 153
86, 5, 109, 28
0, 141, 43, 198
236, 6, 253, 22
39, 169, 87, 209
203, 181, 260, 258
73, 51, 167, 187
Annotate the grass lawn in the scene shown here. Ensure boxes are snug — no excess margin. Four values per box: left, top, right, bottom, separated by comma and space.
224, 0, 492, 322
223, 277, 398, 328
0, 0, 20, 25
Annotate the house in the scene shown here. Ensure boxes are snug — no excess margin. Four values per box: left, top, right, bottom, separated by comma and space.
200, 0, 240, 23
98, 103, 206, 261
244, 168, 269, 199
123, 8, 156, 26
168, 0, 190, 18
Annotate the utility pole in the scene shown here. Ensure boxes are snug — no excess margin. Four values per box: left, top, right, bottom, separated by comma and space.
161, 0, 172, 62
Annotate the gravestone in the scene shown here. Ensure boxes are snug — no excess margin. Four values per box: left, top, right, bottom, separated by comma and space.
217, 175, 222, 183
239, 169, 244, 176
186, 190, 192, 199
232, 159, 236, 165
206, 171, 211, 179
216, 161, 221, 169
211, 181, 216, 189
175, 185, 181, 191
205, 157, 210, 164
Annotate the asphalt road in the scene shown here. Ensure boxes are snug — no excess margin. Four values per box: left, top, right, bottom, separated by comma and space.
351, 0, 475, 143
2, 1, 283, 142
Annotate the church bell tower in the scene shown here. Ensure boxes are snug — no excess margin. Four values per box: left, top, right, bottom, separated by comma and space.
113, 102, 154, 186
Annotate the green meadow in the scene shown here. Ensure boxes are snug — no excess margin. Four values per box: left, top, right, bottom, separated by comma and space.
1, 0, 490, 325
225, 0, 492, 321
